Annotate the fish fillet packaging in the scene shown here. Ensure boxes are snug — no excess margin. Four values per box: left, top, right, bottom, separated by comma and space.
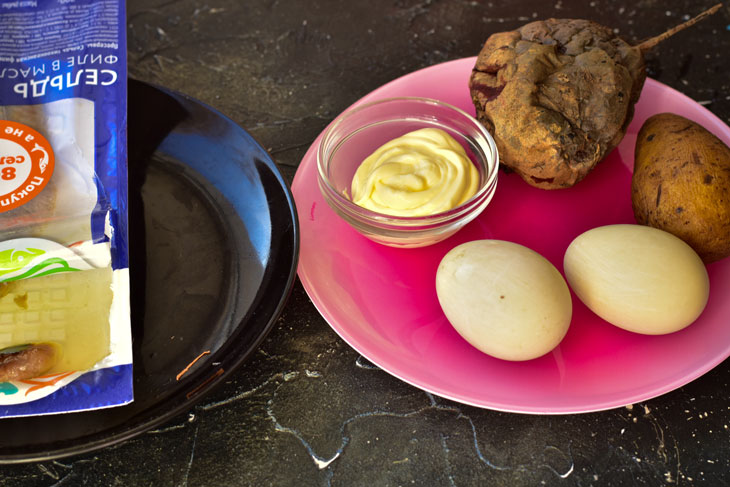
0, 0, 132, 417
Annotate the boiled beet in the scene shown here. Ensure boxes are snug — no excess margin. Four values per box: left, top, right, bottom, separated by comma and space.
469, 5, 721, 189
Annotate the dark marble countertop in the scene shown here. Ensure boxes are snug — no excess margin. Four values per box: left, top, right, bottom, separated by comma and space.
3, 0, 730, 485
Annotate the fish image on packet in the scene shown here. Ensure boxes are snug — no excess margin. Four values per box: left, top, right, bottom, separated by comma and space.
0, 0, 131, 417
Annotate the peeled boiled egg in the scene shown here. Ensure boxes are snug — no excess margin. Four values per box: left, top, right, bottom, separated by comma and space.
436, 240, 572, 361
563, 224, 709, 335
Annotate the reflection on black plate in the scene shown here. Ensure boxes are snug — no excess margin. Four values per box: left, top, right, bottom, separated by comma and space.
0, 79, 299, 463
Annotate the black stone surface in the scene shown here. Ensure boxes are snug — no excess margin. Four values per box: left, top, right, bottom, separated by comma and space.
2, 0, 730, 485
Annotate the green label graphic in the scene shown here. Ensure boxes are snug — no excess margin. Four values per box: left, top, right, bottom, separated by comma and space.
0, 239, 91, 283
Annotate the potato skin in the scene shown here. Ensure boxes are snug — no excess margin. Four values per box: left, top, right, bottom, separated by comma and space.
632, 113, 730, 262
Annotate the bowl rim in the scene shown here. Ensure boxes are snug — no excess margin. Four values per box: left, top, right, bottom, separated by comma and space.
316, 96, 499, 226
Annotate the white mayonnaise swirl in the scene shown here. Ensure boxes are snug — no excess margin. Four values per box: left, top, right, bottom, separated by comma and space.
350, 128, 479, 217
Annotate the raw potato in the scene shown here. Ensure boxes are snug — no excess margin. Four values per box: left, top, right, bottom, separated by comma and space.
632, 113, 730, 262
564, 224, 709, 335
436, 240, 572, 361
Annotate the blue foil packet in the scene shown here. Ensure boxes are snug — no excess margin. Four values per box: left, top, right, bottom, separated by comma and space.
0, 0, 132, 417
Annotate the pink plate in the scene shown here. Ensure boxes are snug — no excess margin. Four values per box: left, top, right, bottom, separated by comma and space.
291, 57, 730, 414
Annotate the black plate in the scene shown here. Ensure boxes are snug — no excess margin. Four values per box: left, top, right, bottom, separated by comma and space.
0, 79, 299, 463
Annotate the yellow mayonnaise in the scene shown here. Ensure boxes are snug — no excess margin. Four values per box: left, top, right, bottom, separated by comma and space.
350, 128, 479, 217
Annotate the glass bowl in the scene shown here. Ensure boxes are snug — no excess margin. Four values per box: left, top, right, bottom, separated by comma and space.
316, 97, 499, 248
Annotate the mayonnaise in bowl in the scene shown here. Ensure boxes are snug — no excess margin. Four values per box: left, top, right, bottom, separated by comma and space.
350, 128, 479, 217
316, 97, 499, 247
